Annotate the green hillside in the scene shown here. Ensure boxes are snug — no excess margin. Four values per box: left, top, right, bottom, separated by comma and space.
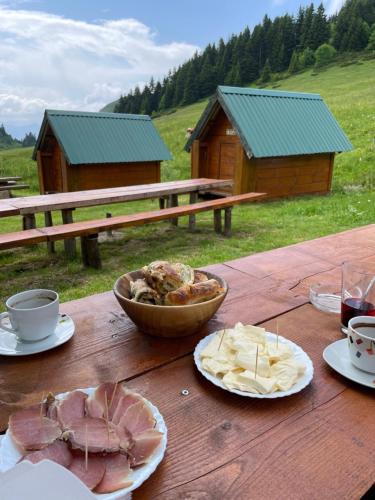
0, 59, 374, 305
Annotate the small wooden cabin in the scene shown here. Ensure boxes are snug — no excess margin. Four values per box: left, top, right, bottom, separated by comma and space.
185, 86, 353, 197
33, 110, 171, 193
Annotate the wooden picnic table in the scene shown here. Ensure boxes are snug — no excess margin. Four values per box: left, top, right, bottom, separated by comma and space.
0, 178, 233, 221
1, 224, 374, 498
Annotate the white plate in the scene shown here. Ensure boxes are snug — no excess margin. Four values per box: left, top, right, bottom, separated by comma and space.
323, 339, 375, 389
0, 313, 74, 356
0, 387, 167, 499
194, 331, 314, 399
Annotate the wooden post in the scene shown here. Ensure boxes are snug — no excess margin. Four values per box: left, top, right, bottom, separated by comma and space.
22, 214, 36, 230
224, 207, 232, 237
214, 209, 222, 234
191, 140, 200, 178
106, 213, 113, 237
169, 194, 178, 226
81, 234, 101, 269
188, 192, 197, 232
159, 197, 165, 209
61, 209, 76, 258
44, 211, 55, 253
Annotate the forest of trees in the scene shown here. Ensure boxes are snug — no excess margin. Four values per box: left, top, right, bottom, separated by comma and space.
114, 0, 375, 116
0, 125, 36, 150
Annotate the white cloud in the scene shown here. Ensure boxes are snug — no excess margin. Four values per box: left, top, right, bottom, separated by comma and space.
325, 0, 346, 16
0, 6, 199, 135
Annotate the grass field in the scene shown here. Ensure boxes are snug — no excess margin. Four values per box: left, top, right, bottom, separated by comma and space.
0, 57, 374, 306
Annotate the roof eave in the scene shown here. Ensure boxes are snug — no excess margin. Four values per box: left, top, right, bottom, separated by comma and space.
217, 87, 254, 159
184, 95, 220, 152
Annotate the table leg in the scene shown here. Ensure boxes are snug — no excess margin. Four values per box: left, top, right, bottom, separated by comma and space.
214, 209, 222, 234
61, 209, 76, 259
188, 192, 197, 232
224, 207, 232, 237
106, 213, 113, 237
169, 194, 178, 226
44, 211, 55, 253
22, 214, 36, 230
81, 233, 101, 269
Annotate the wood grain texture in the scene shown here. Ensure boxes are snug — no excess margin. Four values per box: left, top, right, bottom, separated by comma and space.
133, 305, 373, 499
36, 193, 266, 240
155, 390, 374, 500
6, 178, 232, 214
0, 229, 46, 249
0, 260, 307, 431
1, 226, 375, 499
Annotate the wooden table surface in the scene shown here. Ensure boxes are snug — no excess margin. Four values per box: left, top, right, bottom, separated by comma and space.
1, 224, 374, 499
0, 178, 232, 217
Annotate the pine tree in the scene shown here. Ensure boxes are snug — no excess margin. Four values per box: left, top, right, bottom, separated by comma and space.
367, 24, 375, 50
182, 63, 198, 105
295, 6, 305, 50
260, 59, 272, 83
301, 3, 315, 49
141, 85, 152, 115
288, 50, 300, 73
310, 3, 330, 50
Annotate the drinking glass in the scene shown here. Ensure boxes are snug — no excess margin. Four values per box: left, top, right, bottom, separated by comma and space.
341, 261, 375, 334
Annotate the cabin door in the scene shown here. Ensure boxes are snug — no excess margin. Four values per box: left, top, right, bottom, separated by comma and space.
218, 143, 235, 180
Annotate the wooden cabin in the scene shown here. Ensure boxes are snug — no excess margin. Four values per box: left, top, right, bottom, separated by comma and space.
33, 110, 172, 194
185, 86, 353, 198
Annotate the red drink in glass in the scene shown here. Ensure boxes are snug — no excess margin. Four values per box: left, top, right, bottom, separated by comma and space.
341, 297, 375, 328
341, 261, 375, 334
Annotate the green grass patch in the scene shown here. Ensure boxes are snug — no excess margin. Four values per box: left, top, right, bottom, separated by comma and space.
1, 59, 375, 307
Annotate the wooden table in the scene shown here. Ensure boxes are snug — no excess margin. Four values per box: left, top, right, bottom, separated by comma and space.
1, 224, 374, 498
0, 178, 232, 221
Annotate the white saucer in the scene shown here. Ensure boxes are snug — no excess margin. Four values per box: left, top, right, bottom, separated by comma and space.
323, 339, 375, 389
0, 313, 75, 356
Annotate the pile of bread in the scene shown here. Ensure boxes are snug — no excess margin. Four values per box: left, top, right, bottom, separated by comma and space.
200, 323, 306, 394
130, 261, 224, 306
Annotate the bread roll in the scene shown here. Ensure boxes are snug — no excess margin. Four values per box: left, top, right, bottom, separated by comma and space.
164, 279, 223, 306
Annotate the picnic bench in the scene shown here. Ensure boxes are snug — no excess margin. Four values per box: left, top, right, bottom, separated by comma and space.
1, 224, 374, 498
0, 176, 29, 199
0, 192, 266, 268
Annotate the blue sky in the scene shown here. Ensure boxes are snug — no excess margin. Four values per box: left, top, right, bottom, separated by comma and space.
0, 0, 344, 137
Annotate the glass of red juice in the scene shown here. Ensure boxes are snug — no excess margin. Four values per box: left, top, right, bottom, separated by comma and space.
341, 261, 375, 334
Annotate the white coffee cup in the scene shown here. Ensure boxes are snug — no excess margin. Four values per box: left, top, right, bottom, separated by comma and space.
348, 315, 375, 374
0, 289, 59, 342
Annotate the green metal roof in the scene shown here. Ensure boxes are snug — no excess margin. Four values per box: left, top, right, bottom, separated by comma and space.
33, 110, 172, 164
185, 86, 353, 158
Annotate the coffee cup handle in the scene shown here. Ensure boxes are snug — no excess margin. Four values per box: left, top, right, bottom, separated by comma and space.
0, 312, 17, 333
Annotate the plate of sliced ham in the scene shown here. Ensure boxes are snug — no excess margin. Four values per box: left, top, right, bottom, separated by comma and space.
0, 383, 167, 499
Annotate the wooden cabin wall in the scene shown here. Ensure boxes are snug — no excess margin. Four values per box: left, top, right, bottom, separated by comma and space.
191, 109, 241, 194
241, 153, 334, 197
38, 138, 65, 194
66, 162, 160, 191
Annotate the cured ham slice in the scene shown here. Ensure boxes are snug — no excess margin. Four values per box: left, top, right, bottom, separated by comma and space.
23, 440, 72, 468
118, 401, 155, 436
128, 429, 163, 467
66, 417, 120, 453
9, 408, 62, 451
94, 454, 133, 494
85, 382, 126, 420
56, 390, 87, 429
69, 454, 106, 491
111, 392, 143, 425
